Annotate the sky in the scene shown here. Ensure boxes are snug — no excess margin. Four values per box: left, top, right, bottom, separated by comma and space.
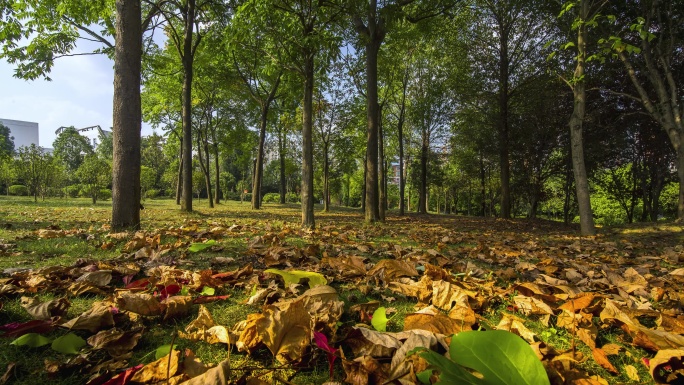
0, 42, 153, 148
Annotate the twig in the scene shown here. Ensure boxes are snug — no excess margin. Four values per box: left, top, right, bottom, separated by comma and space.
167, 330, 177, 384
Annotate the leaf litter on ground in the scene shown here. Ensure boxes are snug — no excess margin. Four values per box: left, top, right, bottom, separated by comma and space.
0, 207, 683, 384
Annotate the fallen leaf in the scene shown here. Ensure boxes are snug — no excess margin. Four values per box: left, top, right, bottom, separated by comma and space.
591, 348, 618, 374
20, 296, 70, 320
130, 350, 180, 383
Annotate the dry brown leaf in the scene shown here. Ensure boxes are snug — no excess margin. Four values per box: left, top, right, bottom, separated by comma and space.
116, 291, 163, 316
76, 270, 113, 287
559, 293, 596, 313
184, 305, 216, 332
387, 329, 441, 385
61, 301, 115, 333
296, 285, 344, 333
367, 259, 418, 282
513, 295, 554, 316
131, 350, 180, 383
322, 255, 367, 278
256, 299, 312, 363
495, 314, 536, 343
162, 295, 193, 320
388, 276, 433, 303
182, 349, 211, 379
431, 280, 470, 311
87, 327, 143, 358
342, 355, 388, 385
20, 296, 70, 320
346, 327, 402, 358
591, 348, 618, 374
649, 349, 684, 384
404, 312, 469, 335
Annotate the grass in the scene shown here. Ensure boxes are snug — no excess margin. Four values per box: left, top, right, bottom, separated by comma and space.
0, 196, 683, 384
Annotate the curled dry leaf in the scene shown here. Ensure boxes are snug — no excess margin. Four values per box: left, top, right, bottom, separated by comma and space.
256, 299, 312, 364
76, 270, 113, 287
162, 295, 193, 320
495, 314, 536, 343
345, 327, 402, 358
367, 259, 418, 283
115, 291, 163, 316
61, 302, 115, 333
87, 327, 144, 358
322, 255, 367, 278
130, 349, 180, 383
342, 355, 388, 385
591, 348, 618, 374
404, 312, 469, 335
649, 349, 684, 384
20, 296, 70, 320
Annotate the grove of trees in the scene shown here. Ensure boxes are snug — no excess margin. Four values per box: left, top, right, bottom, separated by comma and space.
0, 0, 682, 231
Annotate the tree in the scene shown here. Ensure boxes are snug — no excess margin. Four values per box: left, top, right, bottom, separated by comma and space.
15, 145, 52, 202
77, 153, 111, 204
52, 127, 94, 174
559, 0, 603, 236
0, 123, 14, 159
112, 0, 143, 230
608, 0, 684, 221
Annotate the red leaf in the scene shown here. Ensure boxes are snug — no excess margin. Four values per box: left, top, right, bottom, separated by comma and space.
88, 364, 143, 385
0, 319, 55, 338
160, 284, 181, 299
124, 278, 150, 290
313, 331, 337, 380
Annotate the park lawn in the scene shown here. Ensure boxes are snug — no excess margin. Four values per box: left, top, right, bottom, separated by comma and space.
0, 196, 683, 384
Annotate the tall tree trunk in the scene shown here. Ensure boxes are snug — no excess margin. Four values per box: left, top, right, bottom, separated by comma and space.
180, 0, 196, 213
397, 68, 408, 216
175, 147, 182, 205
362, 0, 384, 223
569, 2, 596, 236
378, 106, 386, 220
480, 152, 486, 216
279, 127, 286, 204
111, 0, 142, 230
212, 134, 220, 204
196, 131, 213, 208
418, 133, 428, 214
362, 152, 367, 212
301, 49, 315, 229
323, 142, 330, 212
498, 34, 511, 219
252, 104, 269, 209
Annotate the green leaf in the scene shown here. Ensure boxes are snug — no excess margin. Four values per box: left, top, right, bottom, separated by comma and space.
200, 286, 215, 296
264, 268, 327, 288
155, 344, 178, 360
10, 333, 52, 348
419, 348, 481, 384
371, 307, 389, 332
51, 333, 86, 355
180, 286, 189, 295
449, 330, 550, 385
417, 369, 433, 384
562, 42, 575, 50
188, 240, 217, 253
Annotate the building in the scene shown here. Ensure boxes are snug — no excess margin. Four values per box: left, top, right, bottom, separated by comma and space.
0, 118, 39, 149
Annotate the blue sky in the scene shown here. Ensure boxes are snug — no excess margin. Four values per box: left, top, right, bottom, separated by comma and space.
0, 43, 153, 148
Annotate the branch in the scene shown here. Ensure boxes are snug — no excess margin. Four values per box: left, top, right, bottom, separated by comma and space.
61, 16, 114, 49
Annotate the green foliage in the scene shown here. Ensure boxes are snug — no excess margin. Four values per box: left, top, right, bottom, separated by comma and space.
262, 193, 281, 203
419, 330, 550, 385
99, 189, 112, 200
10, 333, 52, 348
146, 189, 161, 199
188, 240, 217, 253
8, 184, 28, 196
52, 127, 94, 174
75, 153, 111, 204
371, 307, 389, 332
155, 344, 178, 360
51, 333, 86, 355
264, 269, 327, 288
64, 185, 81, 198
0, 123, 14, 158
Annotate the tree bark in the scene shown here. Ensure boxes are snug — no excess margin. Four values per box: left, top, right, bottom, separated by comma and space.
180, 0, 196, 213
278, 126, 286, 204
569, 1, 596, 236
252, 104, 269, 209
212, 131, 220, 204
111, 0, 142, 230
301, 48, 315, 229
175, 146, 182, 205
397, 68, 408, 216
418, 132, 428, 214
323, 142, 330, 212
498, 34, 511, 219
378, 105, 386, 220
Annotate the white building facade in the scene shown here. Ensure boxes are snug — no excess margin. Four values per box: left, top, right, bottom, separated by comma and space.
0, 118, 39, 149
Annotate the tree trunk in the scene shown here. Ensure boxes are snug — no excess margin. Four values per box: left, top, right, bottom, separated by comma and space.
175, 147, 182, 205
196, 131, 213, 208
362, 152, 367, 212
180, 0, 196, 213
362, 0, 384, 223
398, 90, 406, 216
498, 49, 511, 219
418, 134, 428, 214
301, 49, 315, 229
252, 104, 269, 210
378, 106, 386, 220
279, 127, 286, 204
213, 139, 220, 204
323, 142, 330, 212
111, 0, 142, 230
480, 152, 486, 216
569, 3, 596, 236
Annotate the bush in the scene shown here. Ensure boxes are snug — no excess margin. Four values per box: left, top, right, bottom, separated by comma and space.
262, 193, 281, 203
223, 191, 241, 201
286, 192, 300, 203
8, 185, 28, 196
64, 185, 81, 198
146, 189, 160, 199
99, 189, 112, 200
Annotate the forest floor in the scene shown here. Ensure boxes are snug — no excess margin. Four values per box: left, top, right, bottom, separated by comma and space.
0, 196, 683, 385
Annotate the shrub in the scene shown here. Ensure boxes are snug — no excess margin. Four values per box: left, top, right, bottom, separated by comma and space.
99, 189, 112, 200
64, 185, 81, 198
262, 193, 281, 203
8, 185, 28, 196
286, 192, 300, 203
224, 191, 241, 201
146, 189, 160, 199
